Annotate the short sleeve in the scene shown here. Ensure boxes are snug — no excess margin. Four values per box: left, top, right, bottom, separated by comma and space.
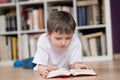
69, 35, 83, 65
32, 34, 49, 66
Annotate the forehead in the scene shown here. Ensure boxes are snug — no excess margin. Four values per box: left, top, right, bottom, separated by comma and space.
51, 32, 73, 37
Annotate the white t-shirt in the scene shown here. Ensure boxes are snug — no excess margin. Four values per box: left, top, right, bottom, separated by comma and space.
32, 33, 83, 70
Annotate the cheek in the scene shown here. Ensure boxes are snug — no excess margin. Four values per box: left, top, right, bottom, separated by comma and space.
66, 40, 71, 45
51, 39, 59, 45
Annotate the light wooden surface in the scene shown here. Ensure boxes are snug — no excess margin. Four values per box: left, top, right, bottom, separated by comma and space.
0, 59, 120, 80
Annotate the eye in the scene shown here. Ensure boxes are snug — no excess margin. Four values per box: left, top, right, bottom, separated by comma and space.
56, 38, 62, 40
66, 37, 71, 40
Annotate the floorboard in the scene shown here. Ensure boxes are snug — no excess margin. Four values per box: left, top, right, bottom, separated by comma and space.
0, 59, 120, 80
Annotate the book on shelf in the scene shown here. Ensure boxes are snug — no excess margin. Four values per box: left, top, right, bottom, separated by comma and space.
89, 37, 98, 56
79, 32, 106, 56
29, 34, 40, 57
0, 15, 6, 33
78, 33, 91, 56
27, 10, 33, 30
7, 0, 13, 3
0, 0, 15, 3
0, 7, 16, 32
76, 0, 98, 26
32, 9, 39, 31
0, 36, 10, 61
20, 34, 40, 59
38, 8, 44, 30
0, 0, 7, 3
77, 6, 85, 26
22, 7, 30, 30
6, 11, 17, 31
47, 6, 73, 17
21, 34, 30, 59
102, 0, 105, 24
10, 15, 17, 31
83, 32, 104, 38
94, 0, 104, 24
12, 37, 18, 60
76, 0, 98, 6
47, 68, 97, 78
97, 0, 103, 24
22, 7, 44, 31
76, 0, 104, 26
0, 36, 18, 61
88, 6, 94, 25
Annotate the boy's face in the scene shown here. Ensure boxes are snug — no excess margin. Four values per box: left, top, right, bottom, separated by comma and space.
47, 31, 73, 50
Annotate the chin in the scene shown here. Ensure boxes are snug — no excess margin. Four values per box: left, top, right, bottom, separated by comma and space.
58, 47, 66, 50
55, 45, 67, 51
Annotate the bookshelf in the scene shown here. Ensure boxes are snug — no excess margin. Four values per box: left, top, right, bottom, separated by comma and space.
0, 0, 113, 65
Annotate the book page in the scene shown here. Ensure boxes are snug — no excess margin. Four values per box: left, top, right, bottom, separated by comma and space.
70, 69, 97, 76
47, 68, 71, 78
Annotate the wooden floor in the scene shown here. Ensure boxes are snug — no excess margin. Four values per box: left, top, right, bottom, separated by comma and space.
0, 59, 120, 80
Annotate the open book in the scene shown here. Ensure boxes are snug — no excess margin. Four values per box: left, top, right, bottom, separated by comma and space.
47, 68, 97, 78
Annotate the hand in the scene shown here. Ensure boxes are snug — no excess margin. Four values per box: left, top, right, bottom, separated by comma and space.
38, 65, 58, 78
74, 62, 92, 70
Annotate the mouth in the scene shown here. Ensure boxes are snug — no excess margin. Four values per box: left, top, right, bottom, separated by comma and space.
56, 46, 67, 51
59, 46, 66, 48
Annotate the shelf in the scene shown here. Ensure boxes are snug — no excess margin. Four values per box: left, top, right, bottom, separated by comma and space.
18, 0, 44, 6
0, 3, 16, 7
0, 31, 18, 35
20, 29, 46, 34
0, 0, 113, 63
77, 24, 106, 30
47, 0, 72, 3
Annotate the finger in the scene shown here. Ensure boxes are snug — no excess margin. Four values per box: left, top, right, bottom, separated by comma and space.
84, 65, 92, 70
42, 72, 48, 78
44, 70, 49, 75
41, 74, 46, 78
83, 65, 88, 69
46, 67, 52, 72
84, 65, 90, 69
82, 65, 92, 70
79, 65, 88, 69
76, 66, 80, 69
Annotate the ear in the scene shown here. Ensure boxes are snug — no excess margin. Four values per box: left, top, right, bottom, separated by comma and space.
46, 30, 51, 37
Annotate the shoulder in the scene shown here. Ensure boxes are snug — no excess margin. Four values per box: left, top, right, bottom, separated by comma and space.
39, 33, 47, 39
37, 33, 50, 47
72, 33, 81, 44
38, 33, 48, 42
69, 33, 81, 48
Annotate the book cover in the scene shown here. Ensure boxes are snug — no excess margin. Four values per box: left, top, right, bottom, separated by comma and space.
77, 0, 98, 6
32, 9, 39, 31
89, 37, 98, 56
12, 37, 18, 60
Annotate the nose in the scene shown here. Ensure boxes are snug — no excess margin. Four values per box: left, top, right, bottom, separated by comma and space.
61, 40, 66, 45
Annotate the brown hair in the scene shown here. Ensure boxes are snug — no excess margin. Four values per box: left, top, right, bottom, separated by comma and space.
47, 11, 76, 34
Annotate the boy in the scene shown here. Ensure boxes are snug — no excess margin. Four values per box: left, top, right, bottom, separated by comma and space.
32, 11, 91, 78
